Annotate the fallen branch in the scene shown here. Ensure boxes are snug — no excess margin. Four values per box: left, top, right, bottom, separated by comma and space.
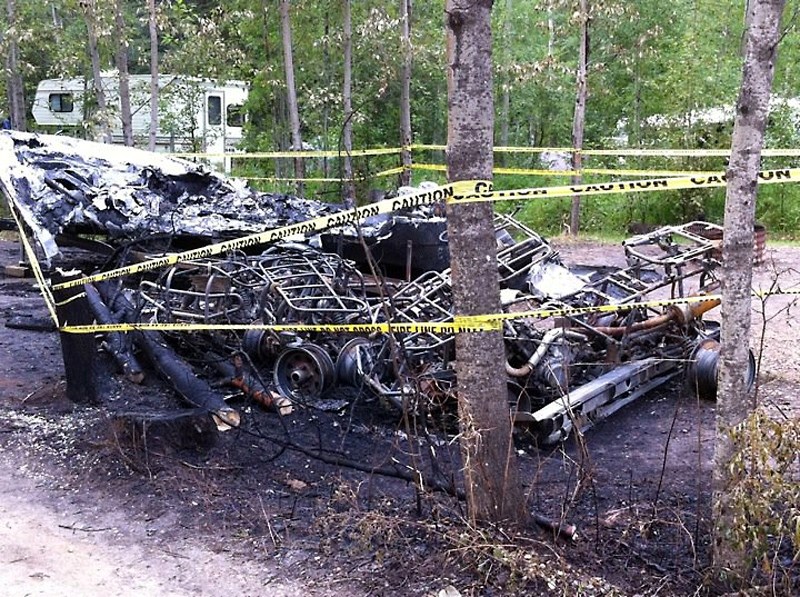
57, 524, 112, 533
94, 282, 239, 429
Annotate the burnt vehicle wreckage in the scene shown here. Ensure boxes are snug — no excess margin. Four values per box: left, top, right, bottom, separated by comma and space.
0, 131, 742, 447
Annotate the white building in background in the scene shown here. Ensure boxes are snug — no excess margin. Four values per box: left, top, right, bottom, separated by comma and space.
612, 97, 800, 146
32, 74, 248, 170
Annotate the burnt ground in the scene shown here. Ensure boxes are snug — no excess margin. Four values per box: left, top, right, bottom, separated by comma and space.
0, 236, 798, 596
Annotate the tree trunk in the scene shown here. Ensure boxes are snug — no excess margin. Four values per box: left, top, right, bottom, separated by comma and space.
322, 11, 331, 179
713, 0, 785, 583
52, 271, 99, 405
399, 0, 413, 186
148, 0, 158, 152
342, 0, 355, 204
498, 0, 512, 162
279, 0, 305, 196
114, 0, 133, 146
260, 0, 286, 179
5, 0, 26, 131
569, 0, 588, 236
445, 0, 528, 526
82, 0, 112, 143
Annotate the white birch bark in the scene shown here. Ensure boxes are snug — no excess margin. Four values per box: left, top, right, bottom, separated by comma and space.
713, 0, 785, 581
279, 0, 305, 196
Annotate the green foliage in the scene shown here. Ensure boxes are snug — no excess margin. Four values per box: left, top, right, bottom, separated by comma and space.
4, 0, 800, 233
719, 410, 800, 590
159, 1, 250, 79
756, 185, 800, 238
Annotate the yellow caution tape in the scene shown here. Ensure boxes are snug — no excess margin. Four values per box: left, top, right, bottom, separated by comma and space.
580, 148, 800, 157
447, 168, 798, 204
488, 295, 722, 322
243, 177, 341, 183
578, 169, 721, 177
172, 147, 405, 159
56, 291, 800, 335
411, 144, 800, 157
243, 165, 723, 182
414, 144, 447, 151
5, 202, 60, 327
49, 166, 800, 290
412, 164, 447, 172
60, 318, 502, 335
752, 288, 800, 298
371, 166, 407, 178
413, 163, 722, 178
168, 145, 800, 161
240, 166, 406, 183
51, 180, 474, 290
467, 291, 799, 323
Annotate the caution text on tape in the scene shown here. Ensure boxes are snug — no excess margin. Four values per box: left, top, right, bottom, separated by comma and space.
55, 290, 800, 335
50, 167, 800, 291
447, 168, 798, 204
51, 180, 473, 290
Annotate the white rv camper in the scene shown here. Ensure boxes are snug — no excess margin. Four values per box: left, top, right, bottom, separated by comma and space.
32, 74, 248, 168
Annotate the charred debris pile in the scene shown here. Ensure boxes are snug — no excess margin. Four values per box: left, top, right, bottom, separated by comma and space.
0, 131, 736, 447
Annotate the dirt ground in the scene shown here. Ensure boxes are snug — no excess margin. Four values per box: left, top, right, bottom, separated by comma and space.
0, 236, 798, 596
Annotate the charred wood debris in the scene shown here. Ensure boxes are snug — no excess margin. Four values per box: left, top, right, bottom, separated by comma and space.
0, 131, 731, 466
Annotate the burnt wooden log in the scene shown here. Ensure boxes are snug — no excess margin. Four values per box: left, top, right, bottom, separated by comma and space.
136, 331, 240, 428
5, 314, 57, 331
111, 408, 219, 455
532, 513, 578, 542
96, 282, 239, 428
52, 269, 99, 405
208, 352, 292, 414
85, 284, 145, 383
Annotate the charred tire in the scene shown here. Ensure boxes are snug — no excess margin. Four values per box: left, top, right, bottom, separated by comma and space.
242, 329, 280, 363
335, 337, 376, 386
686, 338, 756, 400
274, 344, 335, 402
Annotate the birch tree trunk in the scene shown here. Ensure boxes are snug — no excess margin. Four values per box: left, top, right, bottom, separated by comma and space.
445, 0, 528, 526
148, 0, 158, 152
5, 0, 26, 131
498, 0, 512, 162
569, 0, 588, 236
713, 0, 785, 583
114, 0, 133, 146
342, 0, 355, 204
260, 0, 288, 180
399, 0, 413, 186
322, 11, 330, 179
81, 0, 111, 143
279, 0, 305, 196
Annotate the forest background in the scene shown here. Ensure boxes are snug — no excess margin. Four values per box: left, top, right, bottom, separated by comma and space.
3, 0, 800, 237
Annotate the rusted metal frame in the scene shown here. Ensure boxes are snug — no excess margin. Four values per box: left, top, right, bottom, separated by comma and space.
527, 358, 683, 444
623, 222, 723, 268
137, 257, 267, 324
256, 249, 369, 324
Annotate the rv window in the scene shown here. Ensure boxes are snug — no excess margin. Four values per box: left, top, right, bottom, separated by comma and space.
49, 93, 74, 113
207, 95, 222, 126
227, 104, 244, 128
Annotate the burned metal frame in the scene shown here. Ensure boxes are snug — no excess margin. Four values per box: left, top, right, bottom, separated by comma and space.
101, 217, 729, 444
0, 132, 738, 444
